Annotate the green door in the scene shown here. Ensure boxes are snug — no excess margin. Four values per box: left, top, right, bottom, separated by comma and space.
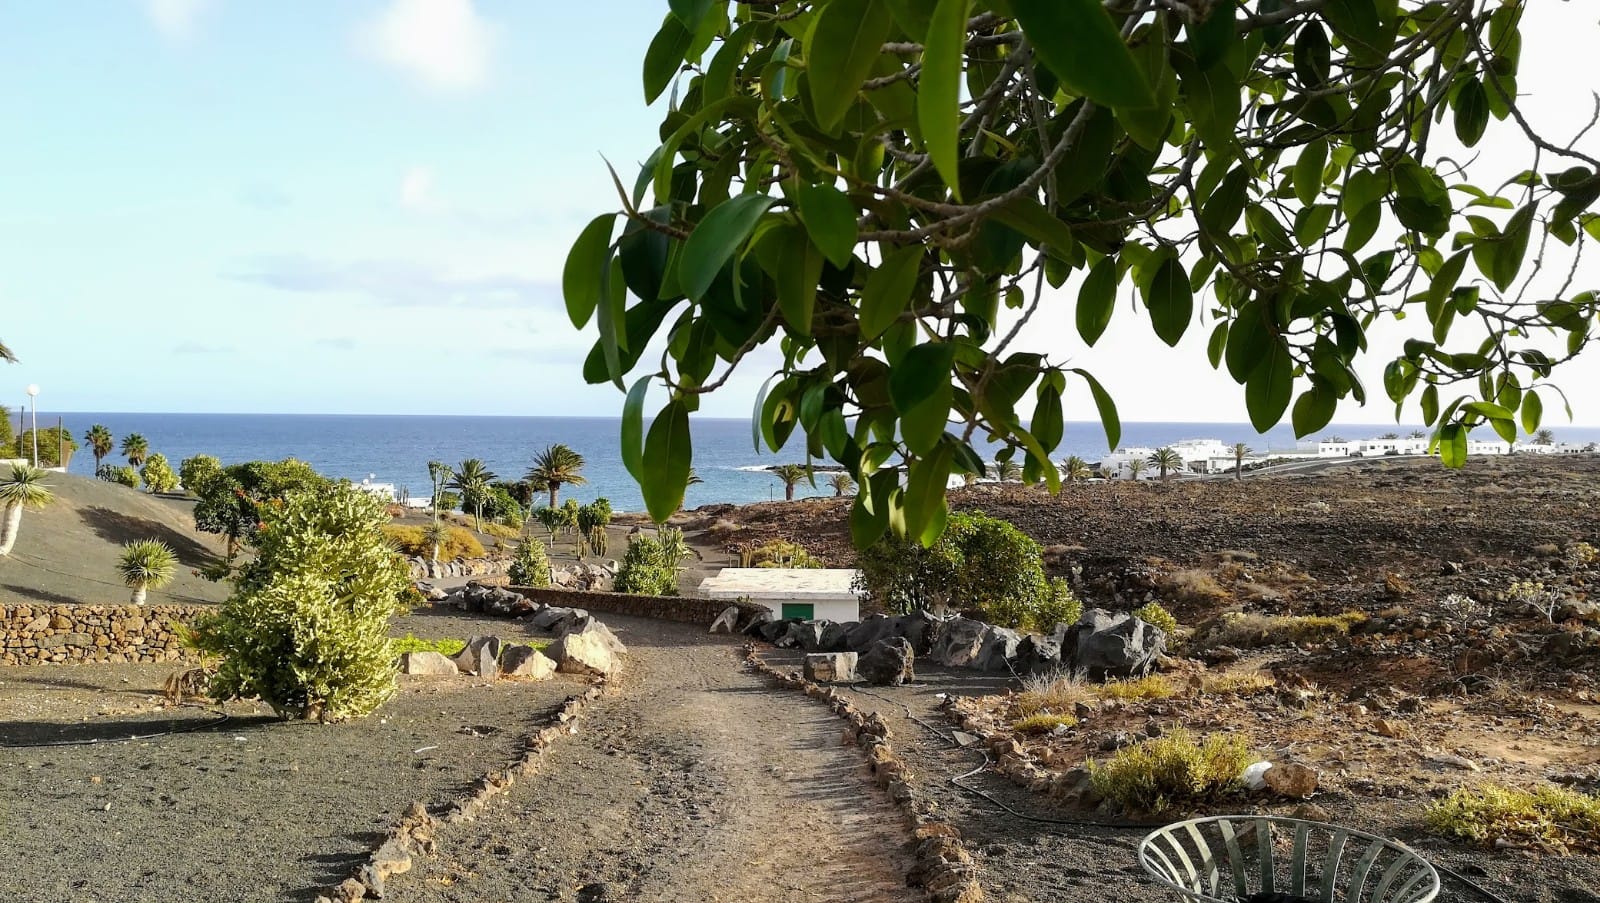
781, 603, 815, 620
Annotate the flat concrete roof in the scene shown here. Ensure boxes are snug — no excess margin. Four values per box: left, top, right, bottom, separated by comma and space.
697, 568, 862, 601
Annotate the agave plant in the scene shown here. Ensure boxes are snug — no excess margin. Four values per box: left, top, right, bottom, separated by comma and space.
117, 539, 178, 605
0, 464, 53, 556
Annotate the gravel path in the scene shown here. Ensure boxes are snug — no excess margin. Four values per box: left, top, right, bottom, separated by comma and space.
390, 616, 916, 903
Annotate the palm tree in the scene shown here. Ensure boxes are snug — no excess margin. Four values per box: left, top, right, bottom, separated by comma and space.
1407, 429, 1426, 439
1148, 447, 1184, 480
121, 433, 149, 468
526, 444, 588, 507
0, 464, 54, 556
1535, 428, 1556, 445
117, 540, 178, 606
1127, 458, 1149, 481
772, 463, 810, 501
687, 467, 705, 487
827, 472, 857, 497
1063, 456, 1092, 483
995, 459, 1024, 482
0, 339, 15, 363
427, 460, 453, 522
85, 425, 115, 473
447, 459, 497, 531
1232, 443, 1252, 481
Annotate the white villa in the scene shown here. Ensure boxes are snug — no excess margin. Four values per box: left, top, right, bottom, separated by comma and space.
1099, 438, 1256, 479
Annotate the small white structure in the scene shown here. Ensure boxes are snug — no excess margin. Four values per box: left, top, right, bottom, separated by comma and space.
698, 568, 862, 622
355, 475, 397, 502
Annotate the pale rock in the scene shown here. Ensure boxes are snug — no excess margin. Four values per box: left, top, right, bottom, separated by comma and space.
1263, 762, 1319, 799
709, 605, 741, 634
399, 651, 458, 676
804, 652, 858, 683
1242, 761, 1273, 791
499, 645, 556, 680
549, 631, 617, 676
451, 636, 502, 676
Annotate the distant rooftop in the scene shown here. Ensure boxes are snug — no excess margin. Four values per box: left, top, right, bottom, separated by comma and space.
698, 568, 861, 602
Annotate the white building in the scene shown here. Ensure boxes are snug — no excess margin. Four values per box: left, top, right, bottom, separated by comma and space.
697, 568, 862, 622
1356, 437, 1430, 457
354, 475, 397, 502
1099, 439, 1243, 478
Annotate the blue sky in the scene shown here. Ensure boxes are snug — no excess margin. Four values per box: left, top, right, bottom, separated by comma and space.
2, 1, 1597, 428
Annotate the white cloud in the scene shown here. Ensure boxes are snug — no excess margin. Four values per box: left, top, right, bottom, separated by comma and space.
144, 0, 210, 41
399, 166, 434, 210
357, 0, 496, 91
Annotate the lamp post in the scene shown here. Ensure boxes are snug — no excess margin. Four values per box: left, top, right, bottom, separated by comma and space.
25, 384, 38, 467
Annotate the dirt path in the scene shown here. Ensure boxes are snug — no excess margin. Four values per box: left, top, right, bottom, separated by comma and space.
391, 616, 916, 903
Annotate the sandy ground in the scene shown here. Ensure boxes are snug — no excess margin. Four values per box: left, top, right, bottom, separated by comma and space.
0, 611, 582, 903
389, 615, 916, 903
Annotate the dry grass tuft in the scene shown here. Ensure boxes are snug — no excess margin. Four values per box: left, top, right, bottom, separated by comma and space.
1012, 713, 1077, 734
1158, 569, 1230, 606
1197, 611, 1367, 649
1425, 783, 1600, 854
1015, 671, 1175, 714
1088, 729, 1252, 814
1099, 674, 1178, 701
1199, 671, 1276, 696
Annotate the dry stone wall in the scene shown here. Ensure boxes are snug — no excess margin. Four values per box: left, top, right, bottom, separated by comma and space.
0, 604, 205, 666
504, 585, 766, 626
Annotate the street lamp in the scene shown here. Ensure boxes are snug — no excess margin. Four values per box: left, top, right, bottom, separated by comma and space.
24, 384, 38, 467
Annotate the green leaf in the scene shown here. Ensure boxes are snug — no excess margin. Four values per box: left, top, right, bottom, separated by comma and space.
1294, 204, 1335, 246
774, 230, 823, 335
644, 14, 692, 104
1201, 166, 1251, 235
1454, 78, 1489, 148
796, 184, 859, 268
1522, 390, 1543, 434
861, 246, 922, 339
1207, 321, 1229, 369
1490, 202, 1537, 291
563, 215, 616, 329
621, 377, 650, 483
808, 0, 896, 132
890, 343, 955, 455
1011, 0, 1154, 109
1187, 0, 1237, 70
1245, 339, 1293, 432
1144, 255, 1194, 346
1464, 401, 1515, 421
595, 257, 628, 388
1225, 303, 1271, 383
640, 399, 692, 523
1438, 423, 1467, 467
851, 473, 894, 548
919, 0, 968, 198
680, 194, 775, 302
1070, 368, 1121, 450
1294, 22, 1331, 88
1488, 416, 1517, 444
904, 443, 953, 547
668, 0, 714, 30
991, 198, 1077, 260
1421, 383, 1439, 426
1032, 385, 1064, 452
1291, 386, 1336, 437
1294, 139, 1328, 207
1076, 257, 1117, 346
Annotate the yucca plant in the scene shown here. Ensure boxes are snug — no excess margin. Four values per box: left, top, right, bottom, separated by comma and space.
118, 540, 178, 605
421, 520, 450, 574
0, 464, 54, 556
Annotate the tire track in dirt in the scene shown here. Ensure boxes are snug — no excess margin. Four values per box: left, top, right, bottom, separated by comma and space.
389, 616, 915, 903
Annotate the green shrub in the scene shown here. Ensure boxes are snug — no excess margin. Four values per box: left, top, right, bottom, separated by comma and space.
854, 511, 1065, 631
1013, 713, 1076, 734
1425, 783, 1600, 854
1132, 601, 1179, 636
97, 464, 140, 488
1088, 729, 1252, 814
508, 538, 551, 587
383, 524, 485, 560
392, 634, 467, 656
179, 454, 224, 496
14, 426, 76, 467
140, 453, 180, 494
614, 532, 682, 596
749, 539, 822, 568
191, 484, 410, 721
478, 484, 524, 527
480, 522, 520, 541
1033, 578, 1083, 633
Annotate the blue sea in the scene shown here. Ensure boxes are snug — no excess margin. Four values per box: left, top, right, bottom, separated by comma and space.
35, 413, 1600, 513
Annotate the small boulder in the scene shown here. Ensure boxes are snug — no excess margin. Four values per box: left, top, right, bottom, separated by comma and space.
451, 636, 502, 676
818, 620, 854, 652
399, 651, 458, 676
549, 631, 617, 676
895, 610, 941, 656
844, 615, 897, 652
974, 626, 1022, 671
561, 619, 628, 656
931, 617, 988, 668
756, 619, 794, 643
709, 606, 741, 634
740, 608, 774, 637
1058, 609, 1165, 679
804, 652, 858, 683
859, 637, 915, 686
499, 645, 556, 680
1263, 762, 1319, 799
1015, 634, 1062, 676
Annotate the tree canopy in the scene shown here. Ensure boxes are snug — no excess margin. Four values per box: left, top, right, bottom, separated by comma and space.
567, 0, 1600, 546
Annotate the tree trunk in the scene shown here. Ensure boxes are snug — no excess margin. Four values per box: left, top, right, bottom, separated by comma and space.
785, 483, 796, 501
0, 503, 21, 556
131, 585, 147, 606
1235, 459, 1243, 480
548, 484, 559, 508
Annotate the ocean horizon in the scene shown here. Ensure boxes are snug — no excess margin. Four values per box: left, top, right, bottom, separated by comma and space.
21, 412, 1600, 513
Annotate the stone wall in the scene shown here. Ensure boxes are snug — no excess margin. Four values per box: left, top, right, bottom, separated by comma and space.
0, 604, 205, 666
504, 586, 765, 626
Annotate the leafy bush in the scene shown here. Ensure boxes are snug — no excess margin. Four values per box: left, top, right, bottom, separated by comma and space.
479, 485, 524, 527
383, 524, 485, 561
191, 484, 410, 721
1132, 602, 1179, 636
749, 539, 822, 568
613, 533, 682, 596
1088, 730, 1252, 814
1568, 542, 1599, 567
508, 538, 551, 587
178, 454, 223, 496
140, 453, 180, 494
13, 426, 77, 467
854, 511, 1065, 631
533, 504, 571, 539
97, 464, 140, 488
391, 634, 467, 656
1033, 578, 1083, 633
192, 458, 327, 554
433, 490, 460, 512
1426, 784, 1600, 854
